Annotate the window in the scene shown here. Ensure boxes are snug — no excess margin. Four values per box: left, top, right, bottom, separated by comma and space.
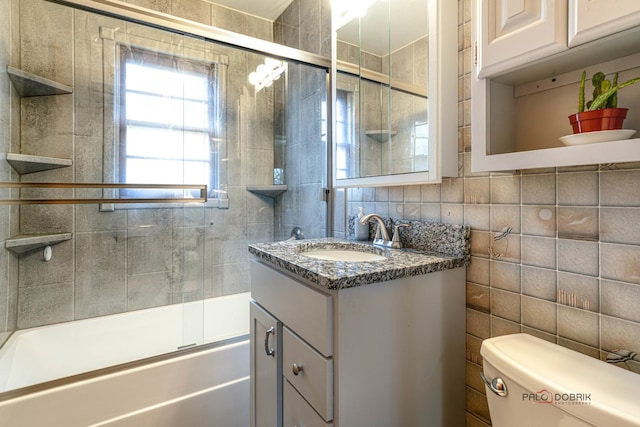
412, 120, 429, 171
118, 47, 222, 200
335, 89, 355, 180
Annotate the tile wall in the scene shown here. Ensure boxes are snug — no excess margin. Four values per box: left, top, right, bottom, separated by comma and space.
273, 0, 331, 58
345, 1, 640, 425
126, 0, 274, 41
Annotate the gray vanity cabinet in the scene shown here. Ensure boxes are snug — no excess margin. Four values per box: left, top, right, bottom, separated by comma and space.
250, 258, 466, 427
251, 259, 333, 427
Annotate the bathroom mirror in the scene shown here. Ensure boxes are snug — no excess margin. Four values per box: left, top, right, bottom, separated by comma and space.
331, 0, 458, 187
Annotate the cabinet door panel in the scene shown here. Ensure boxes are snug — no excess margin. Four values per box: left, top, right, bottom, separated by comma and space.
477, 0, 568, 78
568, 0, 640, 47
250, 301, 281, 427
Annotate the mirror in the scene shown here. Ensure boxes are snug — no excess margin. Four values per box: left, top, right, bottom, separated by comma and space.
331, 0, 458, 187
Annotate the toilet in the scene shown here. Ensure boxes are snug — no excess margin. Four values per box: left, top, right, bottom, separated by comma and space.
480, 333, 640, 427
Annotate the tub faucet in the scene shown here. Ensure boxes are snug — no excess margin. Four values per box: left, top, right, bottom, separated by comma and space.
287, 226, 304, 240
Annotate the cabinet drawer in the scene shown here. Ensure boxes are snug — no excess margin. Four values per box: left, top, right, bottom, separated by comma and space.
250, 260, 333, 356
283, 327, 333, 422
284, 379, 333, 427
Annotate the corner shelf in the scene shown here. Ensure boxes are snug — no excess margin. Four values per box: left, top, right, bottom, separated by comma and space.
365, 130, 397, 142
6, 233, 72, 255
7, 66, 73, 97
247, 185, 287, 198
6, 153, 72, 174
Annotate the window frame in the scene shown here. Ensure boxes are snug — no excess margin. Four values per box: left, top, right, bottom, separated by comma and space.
335, 88, 356, 180
117, 45, 219, 200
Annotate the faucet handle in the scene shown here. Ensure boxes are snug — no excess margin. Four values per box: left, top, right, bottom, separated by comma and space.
373, 224, 384, 240
391, 224, 409, 248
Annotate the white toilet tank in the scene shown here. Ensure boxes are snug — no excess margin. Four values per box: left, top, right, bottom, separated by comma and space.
480, 333, 640, 427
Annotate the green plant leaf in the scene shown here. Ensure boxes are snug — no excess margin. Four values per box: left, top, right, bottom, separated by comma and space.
588, 76, 640, 110
609, 73, 619, 108
591, 72, 605, 100
578, 71, 586, 113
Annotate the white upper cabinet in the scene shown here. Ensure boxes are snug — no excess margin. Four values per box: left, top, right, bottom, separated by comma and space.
569, 0, 640, 47
477, 0, 568, 78
472, 0, 640, 172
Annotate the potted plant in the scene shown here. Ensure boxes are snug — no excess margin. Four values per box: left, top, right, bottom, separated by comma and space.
568, 71, 640, 134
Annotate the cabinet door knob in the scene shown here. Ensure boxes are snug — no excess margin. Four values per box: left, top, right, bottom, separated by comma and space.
292, 363, 303, 375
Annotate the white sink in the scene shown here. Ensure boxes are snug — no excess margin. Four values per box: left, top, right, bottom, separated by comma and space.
302, 249, 386, 262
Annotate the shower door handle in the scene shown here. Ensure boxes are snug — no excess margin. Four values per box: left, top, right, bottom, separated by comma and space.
264, 326, 275, 357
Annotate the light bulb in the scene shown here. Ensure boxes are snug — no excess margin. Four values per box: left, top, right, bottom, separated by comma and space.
248, 72, 259, 85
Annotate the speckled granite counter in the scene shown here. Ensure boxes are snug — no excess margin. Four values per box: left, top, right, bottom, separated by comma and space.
248, 226, 469, 290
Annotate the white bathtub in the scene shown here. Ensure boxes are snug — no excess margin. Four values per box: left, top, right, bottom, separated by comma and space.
0, 292, 251, 426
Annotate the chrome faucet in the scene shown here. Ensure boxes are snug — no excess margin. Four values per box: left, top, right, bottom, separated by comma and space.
359, 214, 408, 249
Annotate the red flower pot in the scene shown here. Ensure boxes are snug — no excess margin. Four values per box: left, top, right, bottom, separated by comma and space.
568, 108, 628, 134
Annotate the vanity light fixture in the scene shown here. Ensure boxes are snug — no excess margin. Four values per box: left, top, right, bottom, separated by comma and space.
248, 57, 287, 92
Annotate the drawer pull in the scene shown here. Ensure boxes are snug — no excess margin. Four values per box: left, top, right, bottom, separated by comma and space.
292, 363, 304, 375
264, 326, 275, 357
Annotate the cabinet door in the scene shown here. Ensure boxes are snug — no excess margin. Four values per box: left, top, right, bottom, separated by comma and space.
568, 0, 640, 47
250, 301, 281, 427
475, 0, 568, 78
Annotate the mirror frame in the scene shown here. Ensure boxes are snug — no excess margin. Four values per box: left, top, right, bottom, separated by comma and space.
331, 0, 458, 187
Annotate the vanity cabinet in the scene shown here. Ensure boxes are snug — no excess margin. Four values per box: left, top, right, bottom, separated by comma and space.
472, 0, 640, 172
249, 259, 465, 427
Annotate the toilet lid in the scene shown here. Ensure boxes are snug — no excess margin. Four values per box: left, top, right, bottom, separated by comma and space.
481, 333, 640, 427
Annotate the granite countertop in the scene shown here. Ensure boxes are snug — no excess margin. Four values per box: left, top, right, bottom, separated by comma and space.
248, 238, 467, 290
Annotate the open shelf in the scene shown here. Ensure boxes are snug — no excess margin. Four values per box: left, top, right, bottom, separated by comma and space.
472, 50, 640, 172
6, 153, 72, 174
7, 66, 73, 97
478, 137, 640, 172
6, 233, 72, 255
247, 185, 287, 198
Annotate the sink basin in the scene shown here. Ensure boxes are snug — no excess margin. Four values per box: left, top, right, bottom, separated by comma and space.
302, 249, 386, 262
